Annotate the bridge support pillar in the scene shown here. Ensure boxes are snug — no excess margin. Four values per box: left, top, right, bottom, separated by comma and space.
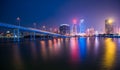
33, 32, 36, 40
41, 35, 46, 40
13, 29, 16, 41
30, 32, 32, 40
30, 32, 36, 40
17, 29, 20, 41
13, 29, 20, 41
48, 35, 52, 39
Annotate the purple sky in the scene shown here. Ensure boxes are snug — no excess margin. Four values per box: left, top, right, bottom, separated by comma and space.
0, 0, 120, 32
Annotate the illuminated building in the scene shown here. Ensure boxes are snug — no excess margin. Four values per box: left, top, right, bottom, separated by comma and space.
6, 31, 12, 37
118, 27, 120, 34
86, 28, 90, 36
105, 19, 114, 34
49, 28, 52, 32
79, 19, 86, 33
114, 26, 119, 34
72, 19, 77, 35
42, 26, 46, 31
86, 28, 95, 36
53, 28, 59, 33
89, 28, 95, 36
59, 24, 70, 35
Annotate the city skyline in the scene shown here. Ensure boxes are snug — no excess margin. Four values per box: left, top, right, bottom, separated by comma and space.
0, 0, 120, 32
1, 0, 120, 70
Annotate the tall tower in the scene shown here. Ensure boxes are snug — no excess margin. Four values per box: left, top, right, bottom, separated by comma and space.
72, 19, 77, 35
16, 17, 20, 26
79, 19, 85, 33
105, 19, 114, 34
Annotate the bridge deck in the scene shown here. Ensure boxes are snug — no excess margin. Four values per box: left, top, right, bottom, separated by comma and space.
0, 22, 67, 37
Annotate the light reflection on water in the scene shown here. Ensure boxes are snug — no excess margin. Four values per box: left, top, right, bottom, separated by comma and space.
94, 37, 99, 56
48, 39, 53, 58
0, 37, 120, 70
40, 40, 47, 60
30, 41, 37, 62
87, 37, 90, 52
40, 38, 64, 61
78, 37, 87, 61
69, 37, 79, 64
101, 38, 116, 70
12, 42, 24, 70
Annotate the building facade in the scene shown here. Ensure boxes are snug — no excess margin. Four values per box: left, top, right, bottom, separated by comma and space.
105, 19, 114, 34
79, 19, 86, 33
59, 24, 70, 35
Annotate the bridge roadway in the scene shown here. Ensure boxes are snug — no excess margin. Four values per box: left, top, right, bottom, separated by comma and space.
0, 22, 68, 41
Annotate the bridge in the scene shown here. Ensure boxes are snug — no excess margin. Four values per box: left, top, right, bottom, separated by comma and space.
0, 22, 68, 41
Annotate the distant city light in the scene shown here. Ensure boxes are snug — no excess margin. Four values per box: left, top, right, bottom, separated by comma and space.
15, 35, 17, 38
54, 28, 57, 32
43, 26, 45, 28
95, 31, 99, 36
6, 31, 10, 33
60, 24, 70, 26
50, 28, 52, 31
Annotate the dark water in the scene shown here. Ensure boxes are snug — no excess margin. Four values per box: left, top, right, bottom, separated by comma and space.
0, 37, 120, 70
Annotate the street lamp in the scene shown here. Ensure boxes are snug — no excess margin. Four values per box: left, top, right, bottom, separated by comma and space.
16, 17, 21, 41
16, 17, 20, 27
42, 26, 46, 31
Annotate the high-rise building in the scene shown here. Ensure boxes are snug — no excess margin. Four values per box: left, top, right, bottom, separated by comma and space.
59, 24, 70, 35
79, 19, 86, 33
105, 19, 114, 34
72, 19, 77, 35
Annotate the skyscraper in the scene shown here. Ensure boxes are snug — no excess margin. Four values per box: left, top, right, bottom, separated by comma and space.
79, 19, 86, 33
59, 24, 70, 35
72, 19, 77, 35
105, 19, 114, 34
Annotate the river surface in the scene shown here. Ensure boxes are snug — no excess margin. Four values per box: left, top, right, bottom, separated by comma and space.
0, 37, 120, 70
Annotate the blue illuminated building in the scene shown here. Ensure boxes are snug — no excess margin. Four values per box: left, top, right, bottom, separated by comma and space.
79, 19, 86, 33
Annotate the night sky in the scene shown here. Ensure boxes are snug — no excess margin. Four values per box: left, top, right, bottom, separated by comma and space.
0, 0, 120, 32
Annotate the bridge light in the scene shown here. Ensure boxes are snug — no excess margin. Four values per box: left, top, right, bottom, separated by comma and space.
17, 17, 20, 21
43, 26, 45, 28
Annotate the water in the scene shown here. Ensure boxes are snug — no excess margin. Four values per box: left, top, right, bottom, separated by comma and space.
0, 37, 120, 70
